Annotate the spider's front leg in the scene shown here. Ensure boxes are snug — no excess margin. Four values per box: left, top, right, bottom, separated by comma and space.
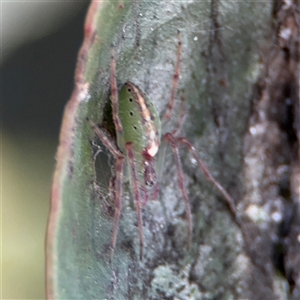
163, 132, 192, 248
176, 137, 240, 226
125, 142, 144, 260
164, 131, 240, 251
87, 119, 125, 262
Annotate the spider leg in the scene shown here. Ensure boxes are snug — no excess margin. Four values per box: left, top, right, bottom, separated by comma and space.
163, 132, 192, 249
87, 119, 125, 262
125, 142, 144, 260
163, 30, 182, 121
109, 176, 116, 202
110, 45, 123, 133
110, 157, 125, 262
172, 95, 187, 137
176, 137, 241, 226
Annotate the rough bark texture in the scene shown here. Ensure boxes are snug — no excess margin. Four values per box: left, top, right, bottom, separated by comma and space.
47, 1, 300, 299
241, 1, 300, 298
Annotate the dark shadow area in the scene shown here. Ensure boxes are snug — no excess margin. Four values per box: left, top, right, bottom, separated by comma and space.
2, 3, 89, 141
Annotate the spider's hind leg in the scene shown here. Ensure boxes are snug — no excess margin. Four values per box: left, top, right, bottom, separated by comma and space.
110, 45, 123, 133
171, 95, 187, 137
163, 30, 182, 121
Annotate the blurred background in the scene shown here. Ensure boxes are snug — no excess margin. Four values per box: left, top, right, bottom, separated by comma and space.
2, 1, 89, 298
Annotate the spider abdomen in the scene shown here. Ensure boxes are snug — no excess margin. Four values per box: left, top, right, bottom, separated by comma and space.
117, 82, 162, 160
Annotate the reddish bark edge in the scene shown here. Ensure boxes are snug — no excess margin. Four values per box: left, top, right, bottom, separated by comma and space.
45, 1, 103, 298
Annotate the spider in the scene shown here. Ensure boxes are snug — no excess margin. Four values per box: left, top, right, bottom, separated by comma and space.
88, 31, 237, 262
